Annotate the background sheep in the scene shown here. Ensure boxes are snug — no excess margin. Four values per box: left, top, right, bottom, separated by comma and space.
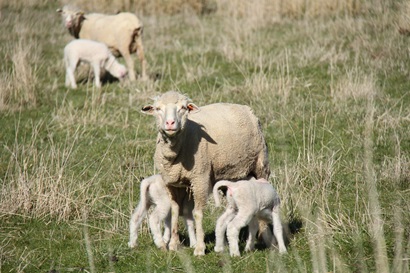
141, 91, 270, 256
64, 39, 127, 89
213, 178, 287, 257
128, 174, 196, 250
57, 5, 147, 82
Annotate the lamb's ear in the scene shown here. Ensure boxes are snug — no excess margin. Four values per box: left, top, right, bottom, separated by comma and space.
141, 105, 154, 115
187, 103, 200, 113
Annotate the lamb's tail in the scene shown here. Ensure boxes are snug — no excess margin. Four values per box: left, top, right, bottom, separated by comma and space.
213, 180, 234, 207
131, 176, 153, 221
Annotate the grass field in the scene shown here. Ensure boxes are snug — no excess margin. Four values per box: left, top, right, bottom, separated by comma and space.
0, 0, 409, 272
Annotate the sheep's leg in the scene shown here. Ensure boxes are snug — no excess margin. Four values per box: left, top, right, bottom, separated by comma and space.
245, 217, 258, 252
128, 202, 149, 248
149, 206, 169, 250
193, 205, 206, 256
122, 51, 136, 82
135, 37, 148, 81
214, 207, 236, 253
182, 199, 196, 248
192, 183, 210, 256
272, 206, 287, 254
168, 187, 181, 251
226, 211, 253, 257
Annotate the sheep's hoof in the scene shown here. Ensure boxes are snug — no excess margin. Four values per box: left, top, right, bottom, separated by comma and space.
194, 245, 205, 256
244, 246, 254, 252
230, 251, 241, 257
140, 75, 149, 82
159, 245, 167, 251
279, 248, 287, 254
128, 241, 137, 248
168, 241, 179, 251
214, 246, 224, 253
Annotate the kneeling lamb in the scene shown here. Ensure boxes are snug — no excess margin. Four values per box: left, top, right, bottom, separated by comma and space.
128, 174, 196, 250
213, 178, 287, 257
64, 39, 127, 89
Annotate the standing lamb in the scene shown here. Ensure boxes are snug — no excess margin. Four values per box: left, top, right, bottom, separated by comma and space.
141, 91, 270, 256
57, 5, 147, 82
64, 39, 127, 89
213, 178, 287, 257
128, 174, 196, 250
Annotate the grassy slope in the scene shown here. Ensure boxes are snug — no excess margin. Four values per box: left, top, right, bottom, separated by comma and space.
0, 1, 409, 272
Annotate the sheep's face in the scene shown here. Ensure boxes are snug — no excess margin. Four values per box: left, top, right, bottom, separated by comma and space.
57, 6, 83, 29
142, 91, 199, 138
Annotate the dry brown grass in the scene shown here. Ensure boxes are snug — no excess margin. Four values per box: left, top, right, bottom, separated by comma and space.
0, 38, 38, 111
52, 0, 367, 16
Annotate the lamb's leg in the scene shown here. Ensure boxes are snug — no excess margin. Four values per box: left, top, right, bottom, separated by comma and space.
272, 206, 287, 254
182, 198, 196, 247
65, 58, 77, 89
226, 211, 253, 257
245, 217, 259, 252
163, 212, 171, 245
214, 207, 236, 253
128, 202, 148, 248
91, 62, 101, 88
168, 187, 181, 251
149, 206, 168, 250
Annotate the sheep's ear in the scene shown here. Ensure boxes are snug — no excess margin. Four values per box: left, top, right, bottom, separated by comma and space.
76, 11, 85, 16
187, 103, 199, 113
141, 105, 154, 115
56, 8, 62, 13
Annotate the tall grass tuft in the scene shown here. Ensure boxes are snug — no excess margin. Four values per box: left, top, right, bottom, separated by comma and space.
0, 39, 38, 111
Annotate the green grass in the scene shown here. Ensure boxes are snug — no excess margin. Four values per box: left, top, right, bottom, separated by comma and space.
1, 1, 409, 272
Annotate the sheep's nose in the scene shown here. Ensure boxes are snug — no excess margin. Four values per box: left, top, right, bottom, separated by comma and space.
166, 120, 175, 126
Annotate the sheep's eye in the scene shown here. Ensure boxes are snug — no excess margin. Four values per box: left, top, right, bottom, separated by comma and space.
155, 107, 162, 112
179, 106, 187, 112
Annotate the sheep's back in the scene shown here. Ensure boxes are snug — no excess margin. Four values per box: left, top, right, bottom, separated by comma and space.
187, 103, 267, 181
80, 13, 142, 48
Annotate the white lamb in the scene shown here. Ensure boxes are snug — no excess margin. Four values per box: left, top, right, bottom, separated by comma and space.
64, 39, 127, 89
128, 174, 196, 250
213, 178, 287, 257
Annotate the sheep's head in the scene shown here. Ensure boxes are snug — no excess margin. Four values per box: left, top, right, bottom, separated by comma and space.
142, 91, 199, 138
57, 5, 85, 37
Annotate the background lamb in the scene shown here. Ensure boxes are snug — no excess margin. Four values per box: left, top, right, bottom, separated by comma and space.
64, 39, 127, 89
57, 5, 147, 82
128, 174, 196, 250
213, 178, 287, 257
141, 90, 270, 256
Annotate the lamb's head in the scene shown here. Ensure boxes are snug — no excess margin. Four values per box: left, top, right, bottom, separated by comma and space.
57, 5, 85, 36
142, 91, 199, 138
107, 60, 128, 80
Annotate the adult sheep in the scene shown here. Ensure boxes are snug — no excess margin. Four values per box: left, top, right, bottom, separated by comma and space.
57, 5, 147, 82
142, 91, 270, 256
